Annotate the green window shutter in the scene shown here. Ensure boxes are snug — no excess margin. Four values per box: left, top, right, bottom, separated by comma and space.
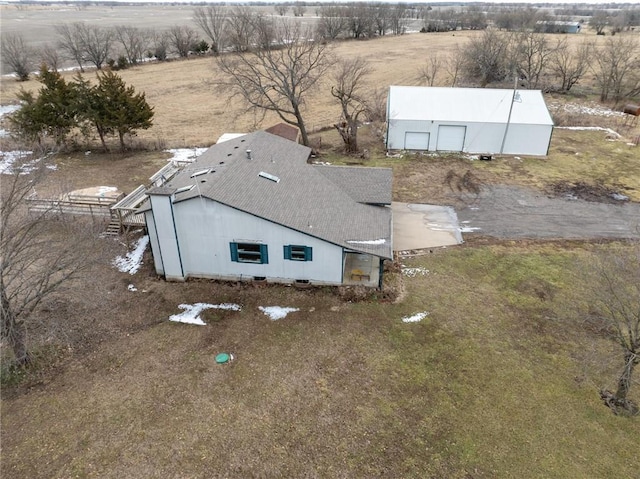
283, 245, 291, 260
260, 244, 269, 264
306, 246, 313, 261
230, 242, 238, 262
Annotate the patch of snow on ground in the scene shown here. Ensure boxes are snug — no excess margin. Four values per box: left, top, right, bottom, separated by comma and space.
97, 186, 118, 196
346, 239, 386, 245
112, 235, 149, 274
166, 147, 208, 164
550, 102, 625, 118
0, 104, 20, 138
169, 302, 242, 326
611, 193, 629, 201
127, 284, 138, 292
0, 151, 56, 175
0, 104, 20, 117
402, 267, 429, 277
402, 312, 429, 323
259, 306, 300, 321
460, 226, 482, 233
0, 151, 33, 174
556, 126, 621, 138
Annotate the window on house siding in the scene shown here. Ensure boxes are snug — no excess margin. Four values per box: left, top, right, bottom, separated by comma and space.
284, 245, 313, 262
230, 242, 269, 264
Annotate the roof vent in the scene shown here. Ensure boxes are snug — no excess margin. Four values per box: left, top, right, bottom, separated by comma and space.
258, 171, 280, 183
246, 149, 252, 160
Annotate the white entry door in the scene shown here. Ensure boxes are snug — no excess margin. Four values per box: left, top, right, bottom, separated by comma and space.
437, 125, 466, 151
404, 131, 430, 150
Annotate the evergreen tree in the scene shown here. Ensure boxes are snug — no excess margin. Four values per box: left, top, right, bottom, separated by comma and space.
8, 68, 154, 152
9, 66, 77, 147
90, 70, 154, 151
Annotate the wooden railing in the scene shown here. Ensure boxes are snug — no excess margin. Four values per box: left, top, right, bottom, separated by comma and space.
27, 197, 115, 217
110, 185, 147, 226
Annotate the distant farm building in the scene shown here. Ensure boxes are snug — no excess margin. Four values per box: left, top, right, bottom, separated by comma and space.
535, 21, 581, 34
386, 86, 554, 157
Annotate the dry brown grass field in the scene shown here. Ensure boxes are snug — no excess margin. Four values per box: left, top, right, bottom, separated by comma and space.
2, 23, 640, 479
1, 32, 472, 147
4, 30, 629, 148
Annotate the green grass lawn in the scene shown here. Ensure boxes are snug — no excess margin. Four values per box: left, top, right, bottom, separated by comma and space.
3, 244, 638, 478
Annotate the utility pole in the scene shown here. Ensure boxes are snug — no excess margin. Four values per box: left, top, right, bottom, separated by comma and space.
500, 73, 518, 155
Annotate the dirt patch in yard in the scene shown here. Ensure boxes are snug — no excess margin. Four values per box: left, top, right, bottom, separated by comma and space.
546, 180, 631, 204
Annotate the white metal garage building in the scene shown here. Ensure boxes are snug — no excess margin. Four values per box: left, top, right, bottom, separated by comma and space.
386, 86, 554, 156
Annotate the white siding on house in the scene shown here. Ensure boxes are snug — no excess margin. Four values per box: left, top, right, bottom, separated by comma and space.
149, 194, 184, 280
165, 198, 345, 284
145, 211, 163, 275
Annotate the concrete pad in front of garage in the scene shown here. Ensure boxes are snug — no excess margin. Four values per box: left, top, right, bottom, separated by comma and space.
392, 202, 463, 252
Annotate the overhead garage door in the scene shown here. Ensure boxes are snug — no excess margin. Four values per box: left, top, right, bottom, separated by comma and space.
437, 125, 466, 151
404, 131, 430, 150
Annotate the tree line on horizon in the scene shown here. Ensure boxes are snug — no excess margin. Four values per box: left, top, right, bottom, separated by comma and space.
2, 2, 639, 81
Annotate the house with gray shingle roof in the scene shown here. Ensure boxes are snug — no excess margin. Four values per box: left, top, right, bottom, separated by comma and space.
141, 130, 393, 287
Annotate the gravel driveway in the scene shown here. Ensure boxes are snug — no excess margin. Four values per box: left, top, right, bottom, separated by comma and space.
457, 185, 640, 240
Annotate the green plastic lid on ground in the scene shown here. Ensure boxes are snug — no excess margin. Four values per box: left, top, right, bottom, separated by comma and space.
215, 353, 231, 364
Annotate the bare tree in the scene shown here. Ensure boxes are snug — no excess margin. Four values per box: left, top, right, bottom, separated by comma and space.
389, 4, 409, 35
585, 246, 640, 416
592, 36, 640, 103
1, 33, 33, 81
39, 43, 61, 72
1, 158, 101, 366
114, 25, 151, 65
81, 24, 113, 70
331, 57, 371, 153
193, 6, 228, 55
462, 5, 488, 30
591, 10, 610, 35
217, 21, 331, 146
510, 31, 554, 89
416, 53, 441, 87
548, 38, 591, 93
444, 46, 464, 87
167, 25, 199, 58
374, 4, 391, 36
493, 6, 540, 31
274, 4, 288, 17
317, 5, 348, 41
461, 30, 511, 87
292, 2, 306, 17
226, 6, 257, 53
55, 23, 86, 72
149, 30, 170, 61
346, 4, 375, 39
252, 15, 276, 51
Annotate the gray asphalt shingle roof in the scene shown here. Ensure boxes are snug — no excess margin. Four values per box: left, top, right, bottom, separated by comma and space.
146, 131, 393, 259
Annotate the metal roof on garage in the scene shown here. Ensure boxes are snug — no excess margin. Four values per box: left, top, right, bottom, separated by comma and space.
388, 86, 554, 126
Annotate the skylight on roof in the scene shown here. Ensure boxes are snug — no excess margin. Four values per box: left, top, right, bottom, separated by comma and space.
258, 171, 280, 183
190, 169, 211, 178
174, 185, 195, 194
